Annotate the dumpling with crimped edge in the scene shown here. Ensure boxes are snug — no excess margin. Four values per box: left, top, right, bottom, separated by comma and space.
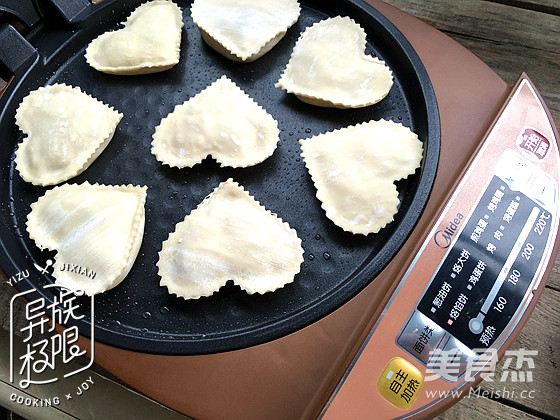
85, 0, 183, 75
152, 75, 279, 168
14, 84, 122, 186
158, 179, 304, 300
26, 182, 147, 296
299, 120, 423, 235
276, 16, 393, 108
191, 0, 300, 62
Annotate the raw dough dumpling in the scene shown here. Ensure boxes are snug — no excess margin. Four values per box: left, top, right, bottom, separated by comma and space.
152, 75, 279, 168
276, 16, 393, 108
191, 0, 300, 62
158, 179, 304, 299
85, 0, 183, 75
15, 84, 123, 186
300, 120, 423, 234
27, 182, 147, 295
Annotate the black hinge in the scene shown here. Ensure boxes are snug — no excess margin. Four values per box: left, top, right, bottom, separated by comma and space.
0, 23, 37, 75
0, 0, 41, 28
42, 0, 93, 25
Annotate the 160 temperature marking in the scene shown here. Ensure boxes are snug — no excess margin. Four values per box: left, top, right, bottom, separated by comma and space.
493, 296, 507, 313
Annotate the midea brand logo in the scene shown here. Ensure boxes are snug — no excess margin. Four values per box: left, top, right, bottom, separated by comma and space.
434, 213, 464, 248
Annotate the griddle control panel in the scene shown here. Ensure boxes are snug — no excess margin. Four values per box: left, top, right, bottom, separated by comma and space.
397, 149, 556, 380
320, 77, 560, 417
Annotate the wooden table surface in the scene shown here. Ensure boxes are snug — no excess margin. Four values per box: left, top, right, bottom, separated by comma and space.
0, 1, 558, 419
382, 1, 560, 419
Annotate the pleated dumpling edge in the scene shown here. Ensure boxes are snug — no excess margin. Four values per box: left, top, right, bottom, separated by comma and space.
157, 179, 304, 300
26, 182, 147, 295
15, 84, 123, 186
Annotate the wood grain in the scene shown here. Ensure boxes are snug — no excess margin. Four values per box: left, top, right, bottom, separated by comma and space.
486, 0, 560, 15
383, 0, 560, 130
547, 258, 560, 290
435, 389, 543, 420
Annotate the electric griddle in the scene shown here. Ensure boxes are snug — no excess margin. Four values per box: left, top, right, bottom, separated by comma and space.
0, 0, 558, 419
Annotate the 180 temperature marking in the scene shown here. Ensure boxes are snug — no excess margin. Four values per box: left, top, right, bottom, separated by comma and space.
508, 269, 521, 286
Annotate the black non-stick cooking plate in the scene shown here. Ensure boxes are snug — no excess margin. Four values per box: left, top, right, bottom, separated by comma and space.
0, 0, 439, 354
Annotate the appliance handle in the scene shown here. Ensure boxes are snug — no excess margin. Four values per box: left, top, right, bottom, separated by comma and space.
0, 1, 39, 99
0, 0, 41, 28
0, 23, 38, 94
0, 0, 92, 100
41, 0, 93, 25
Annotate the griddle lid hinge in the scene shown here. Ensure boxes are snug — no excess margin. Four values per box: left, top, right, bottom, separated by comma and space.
42, 0, 93, 25
0, 23, 38, 76
0, 0, 41, 28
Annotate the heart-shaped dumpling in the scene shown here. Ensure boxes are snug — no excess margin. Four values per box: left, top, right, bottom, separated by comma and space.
158, 179, 304, 299
152, 75, 279, 168
191, 0, 300, 62
85, 0, 183, 75
15, 84, 123, 186
27, 182, 147, 295
276, 16, 393, 108
300, 120, 423, 234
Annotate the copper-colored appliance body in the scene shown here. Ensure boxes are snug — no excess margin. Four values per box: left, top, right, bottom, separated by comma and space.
4, 1, 558, 419
81, 2, 559, 420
